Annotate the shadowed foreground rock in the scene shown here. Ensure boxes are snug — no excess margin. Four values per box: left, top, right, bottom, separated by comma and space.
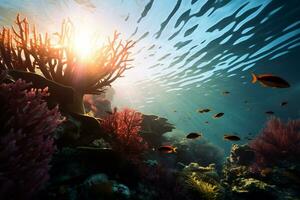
140, 115, 175, 147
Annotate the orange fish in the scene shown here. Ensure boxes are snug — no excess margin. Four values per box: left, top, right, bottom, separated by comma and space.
158, 145, 177, 153
251, 73, 290, 88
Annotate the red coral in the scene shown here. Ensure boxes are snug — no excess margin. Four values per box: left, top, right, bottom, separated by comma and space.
101, 108, 148, 162
0, 79, 63, 199
250, 117, 300, 169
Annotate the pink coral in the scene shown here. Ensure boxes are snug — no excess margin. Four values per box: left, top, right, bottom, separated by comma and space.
0, 79, 63, 199
101, 108, 148, 162
250, 117, 300, 169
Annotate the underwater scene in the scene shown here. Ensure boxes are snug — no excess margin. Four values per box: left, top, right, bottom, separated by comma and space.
0, 0, 300, 199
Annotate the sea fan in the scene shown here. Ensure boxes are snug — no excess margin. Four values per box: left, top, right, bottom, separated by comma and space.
101, 108, 148, 162
250, 117, 300, 169
0, 79, 63, 199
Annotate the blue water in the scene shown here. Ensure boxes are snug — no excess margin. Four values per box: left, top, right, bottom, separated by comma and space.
1, 0, 299, 154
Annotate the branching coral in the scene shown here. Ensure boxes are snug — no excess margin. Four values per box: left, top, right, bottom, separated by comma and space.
0, 14, 135, 113
0, 79, 63, 199
250, 117, 300, 169
101, 108, 148, 162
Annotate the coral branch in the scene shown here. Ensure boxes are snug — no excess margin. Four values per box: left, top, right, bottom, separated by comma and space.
0, 14, 135, 96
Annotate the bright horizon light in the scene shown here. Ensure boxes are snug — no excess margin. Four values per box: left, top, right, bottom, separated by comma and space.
71, 18, 106, 61
73, 28, 96, 60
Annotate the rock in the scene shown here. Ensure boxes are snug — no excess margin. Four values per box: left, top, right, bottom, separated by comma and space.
140, 114, 175, 147
83, 174, 130, 200
112, 183, 130, 199
55, 113, 106, 147
231, 178, 277, 199
232, 178, 275, 193
91, 139, 112, 149
84, 173, 109, 186
229, 144, 255, 166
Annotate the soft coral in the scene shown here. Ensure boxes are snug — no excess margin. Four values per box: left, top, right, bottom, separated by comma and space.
0, 79, 63, 199
101, 108, 148, 162
250, 117, 300, 169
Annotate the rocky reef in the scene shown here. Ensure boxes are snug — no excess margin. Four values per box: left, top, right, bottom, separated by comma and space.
139, 114, 175, 148
221, 143, 300, 200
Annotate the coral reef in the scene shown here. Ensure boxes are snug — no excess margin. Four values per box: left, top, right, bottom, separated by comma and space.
180, 163, 224, 200
229, 144, 255, 166
136, 162, 188, 200
101, 108, 148, 162
0, 14, 135, 114
230, 178, 277, 200
0, 79, 63, 199
249, 117, 300, 170
174, 139, 224, 170
222, 144, 300, 200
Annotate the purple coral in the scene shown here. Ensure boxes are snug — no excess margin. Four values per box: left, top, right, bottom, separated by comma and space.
250, 117, 300, 169
0, 79, 63, 199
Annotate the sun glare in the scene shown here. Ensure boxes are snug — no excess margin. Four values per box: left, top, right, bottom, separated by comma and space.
73, 30, 94, 60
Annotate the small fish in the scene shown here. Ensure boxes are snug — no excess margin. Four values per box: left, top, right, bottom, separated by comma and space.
124, 14, 130, 21
105, 111, 113, 115
251, 73, 290, 88
197, 108, 211, 113
265, 111, 274, 115
204, 121, 209, 124
173, 110, 177, 112
158, 145, 177, 154
224, 134, 240, 141
223, 91, 230, 95
213, 112, 224, 118
281, 101, 288, 106
186, 132, 202, 139
244, 100, 248, 104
